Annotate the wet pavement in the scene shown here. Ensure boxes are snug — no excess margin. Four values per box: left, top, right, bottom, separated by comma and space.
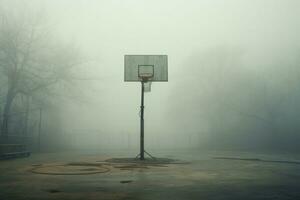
0, 149, 300, 200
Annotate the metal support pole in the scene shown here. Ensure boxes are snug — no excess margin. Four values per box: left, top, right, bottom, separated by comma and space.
140, 81, 145, 160
38, 108, 42, 152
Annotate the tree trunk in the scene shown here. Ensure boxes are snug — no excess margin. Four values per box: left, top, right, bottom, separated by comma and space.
1, 89, 15, 135
22, 96, 30, 136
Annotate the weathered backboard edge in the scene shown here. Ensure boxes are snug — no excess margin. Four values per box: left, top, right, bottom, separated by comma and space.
124, 55, 168, 82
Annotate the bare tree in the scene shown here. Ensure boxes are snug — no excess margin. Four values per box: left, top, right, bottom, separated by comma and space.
0, 12, 81, 135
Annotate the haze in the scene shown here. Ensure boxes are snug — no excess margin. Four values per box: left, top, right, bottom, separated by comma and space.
1, 0, 300, 152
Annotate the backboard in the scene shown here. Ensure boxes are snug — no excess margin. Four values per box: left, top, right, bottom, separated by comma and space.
124, 55, 168, 82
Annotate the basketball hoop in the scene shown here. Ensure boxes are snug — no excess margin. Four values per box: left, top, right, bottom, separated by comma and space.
138, 73, 153, 82
124, 55, 168, 160
138, 65, 154, 82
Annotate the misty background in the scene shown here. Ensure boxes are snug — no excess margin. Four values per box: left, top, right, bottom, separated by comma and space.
0, 0, 300, 152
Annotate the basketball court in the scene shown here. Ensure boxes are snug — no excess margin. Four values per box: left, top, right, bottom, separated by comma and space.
1, 150, 300, 200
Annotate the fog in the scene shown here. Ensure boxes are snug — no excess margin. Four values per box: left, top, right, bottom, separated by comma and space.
1, 0, 300, 152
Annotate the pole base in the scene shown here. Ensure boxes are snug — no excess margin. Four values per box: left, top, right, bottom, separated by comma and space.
135, 150, 156, 160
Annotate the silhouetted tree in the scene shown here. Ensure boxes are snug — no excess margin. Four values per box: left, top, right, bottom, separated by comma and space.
0, 12, 81, 135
